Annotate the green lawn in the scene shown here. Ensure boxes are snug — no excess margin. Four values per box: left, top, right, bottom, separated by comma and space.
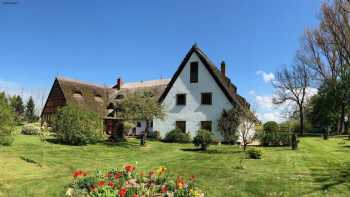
1, 135, 350, 197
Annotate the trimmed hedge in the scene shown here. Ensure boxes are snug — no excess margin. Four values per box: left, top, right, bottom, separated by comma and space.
258, 131, 291, 146
163, 129, 191, 143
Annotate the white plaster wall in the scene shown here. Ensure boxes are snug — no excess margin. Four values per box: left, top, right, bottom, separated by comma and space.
128, 121, 153, 136
153, 53, 234, 140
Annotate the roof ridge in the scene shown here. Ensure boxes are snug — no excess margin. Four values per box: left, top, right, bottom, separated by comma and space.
57, 76, 109, 89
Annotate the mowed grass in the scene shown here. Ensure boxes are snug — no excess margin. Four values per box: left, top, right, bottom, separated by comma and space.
1, 136, 350, 197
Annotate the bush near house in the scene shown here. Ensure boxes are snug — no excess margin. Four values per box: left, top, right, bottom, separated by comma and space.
66, 164, 203, 197
53, 105, 104, 145
163, 129, 191, 143
193, 129, 213, 150
21, 124, 41, 135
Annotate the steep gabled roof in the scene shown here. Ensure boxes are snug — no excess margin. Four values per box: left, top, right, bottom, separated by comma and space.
159, 44, 249, 110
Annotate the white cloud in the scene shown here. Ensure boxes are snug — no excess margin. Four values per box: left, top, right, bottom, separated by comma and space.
249, 87, 318, 123
248, 90, 255, 95
256, 70, 274, 83
0, 78, 49, 115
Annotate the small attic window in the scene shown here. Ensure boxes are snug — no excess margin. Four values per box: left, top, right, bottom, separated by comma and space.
72, 91, 83, 99
115, 94, 125, 100
94, 94, 103, 103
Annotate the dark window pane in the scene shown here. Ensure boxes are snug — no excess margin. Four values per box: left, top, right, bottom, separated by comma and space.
137, 122, 141, 127
190, 62, 198, 83
176, 94, 186, 105
201, 92, 212, 105
176, 121, 186, 132
201, 121, 212, 132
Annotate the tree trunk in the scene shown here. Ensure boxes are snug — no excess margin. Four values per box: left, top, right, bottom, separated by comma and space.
140, 120, 149, 146
339, 103, 345, 135
291, 133, 298, 150
299, 106, 304, 136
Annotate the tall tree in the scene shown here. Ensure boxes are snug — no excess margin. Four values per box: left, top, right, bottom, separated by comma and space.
120, 91, 165, 145
25, 96, 36, 122
273, 57, 312, 135
302, 0, 350, 133
10, 95, 24, 122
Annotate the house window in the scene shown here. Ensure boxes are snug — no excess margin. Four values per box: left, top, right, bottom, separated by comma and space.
176, 94, 186, 105
176, 121, 186, 132
201, 121, 212, 132
137, 122, 141, 127
201, 92, 212, 105
190, 62, 198, 83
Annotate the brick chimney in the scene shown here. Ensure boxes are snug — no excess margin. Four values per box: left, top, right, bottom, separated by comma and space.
220, 61, 226, 76
115, 77, 123, 90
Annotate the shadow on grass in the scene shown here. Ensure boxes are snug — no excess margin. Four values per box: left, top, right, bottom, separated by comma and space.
310, 162, 350, 192
102, 140, 140, 148
181, 148, 242, 155
45, 138, 140, 148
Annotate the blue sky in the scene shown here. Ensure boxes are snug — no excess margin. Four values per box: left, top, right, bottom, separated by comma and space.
0, 0, 323, 121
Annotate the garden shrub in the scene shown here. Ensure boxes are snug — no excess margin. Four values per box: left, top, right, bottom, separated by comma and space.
163, 129, 191, 143
66, 164, 204, 197
246, 148, 262, 159
0, 93, 15, 146
193, 129, 213, 150
0, 133, 14, 146
21, 124, 40, 135
53, 105, 104, 145
258, 131, 291, 146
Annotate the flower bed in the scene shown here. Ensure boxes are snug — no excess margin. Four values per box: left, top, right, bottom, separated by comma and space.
66, 164, 204, 197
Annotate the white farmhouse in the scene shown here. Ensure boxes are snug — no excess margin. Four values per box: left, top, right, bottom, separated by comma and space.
41, 44, 255, 142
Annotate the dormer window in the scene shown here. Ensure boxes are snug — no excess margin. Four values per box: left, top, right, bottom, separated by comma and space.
72, 90, 83, 99
115, 94, 125, 100
190, 62, 198, 83
94, 94, 103, 102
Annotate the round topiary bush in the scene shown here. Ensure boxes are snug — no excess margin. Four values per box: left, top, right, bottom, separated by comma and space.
21, 124, 40, 135
53, 105, 104, 145
163, 129, 191, 143
263, 121, 279, 133
193, 129, 213, 150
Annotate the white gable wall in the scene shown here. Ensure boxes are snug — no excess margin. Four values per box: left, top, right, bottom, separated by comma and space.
153, 53, 234, 140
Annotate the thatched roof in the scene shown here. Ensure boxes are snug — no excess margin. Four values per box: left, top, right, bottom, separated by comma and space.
56, 77, 115, 117
56, 77, 169, 118
108, 79, 169, 106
